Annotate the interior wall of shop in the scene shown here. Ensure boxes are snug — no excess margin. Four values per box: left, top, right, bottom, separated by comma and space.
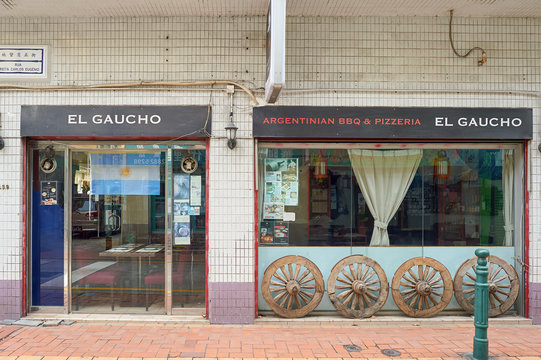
0, 15, 540, 323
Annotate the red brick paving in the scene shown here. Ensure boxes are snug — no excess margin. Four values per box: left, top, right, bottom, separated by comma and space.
0, 322, 540, 359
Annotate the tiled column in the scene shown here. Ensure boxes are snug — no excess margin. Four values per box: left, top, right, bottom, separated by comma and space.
207, 101, 256, 324
0, 110, 23, 321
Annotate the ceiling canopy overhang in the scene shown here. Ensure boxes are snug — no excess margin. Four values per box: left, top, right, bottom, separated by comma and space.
1, 0, 541, 18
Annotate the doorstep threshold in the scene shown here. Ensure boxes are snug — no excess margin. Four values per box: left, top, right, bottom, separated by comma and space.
255, 311, 532, 326
23, 311, 208, 324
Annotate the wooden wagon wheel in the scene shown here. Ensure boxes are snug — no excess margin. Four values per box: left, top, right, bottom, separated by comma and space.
454, 255, 519, 317
327, 255, 389, 318
261, 255, 324, 318
391, 257, 453, 318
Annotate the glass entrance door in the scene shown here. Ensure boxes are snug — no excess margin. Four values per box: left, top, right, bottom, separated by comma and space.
71, 150, 166, 313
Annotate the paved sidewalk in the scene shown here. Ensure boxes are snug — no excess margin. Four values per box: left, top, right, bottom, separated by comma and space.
1, 319, 541, 359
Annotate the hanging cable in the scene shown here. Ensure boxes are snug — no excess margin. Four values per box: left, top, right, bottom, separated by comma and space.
449, 9, 487, 66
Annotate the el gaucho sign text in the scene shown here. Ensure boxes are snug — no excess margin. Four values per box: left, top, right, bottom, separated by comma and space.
252, 106, 532, 140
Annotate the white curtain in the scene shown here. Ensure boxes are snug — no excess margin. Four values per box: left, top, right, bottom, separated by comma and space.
348, 149, 423, 246
502, 150, 514, 246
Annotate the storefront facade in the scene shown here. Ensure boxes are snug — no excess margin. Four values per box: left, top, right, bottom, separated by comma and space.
0, 11, 541, 324
23, 106, 210, 315
254, 106, 530, 316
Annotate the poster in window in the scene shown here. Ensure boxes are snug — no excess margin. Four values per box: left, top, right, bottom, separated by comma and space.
265, 158, 288, 172
174, 199, 190, 215
265, 171, 281, 182
263, 202, 284, 220
282, 181, 298, 206
40, 181, 58, 205
190, 175, 201, 206
260, 221, 274, 244
174, 220, 191, 245
281, 159, 298, 182
273, 222, 289, 244
265, 181, 284, 203
264, 158, 299, 207
173, 174, 190, 200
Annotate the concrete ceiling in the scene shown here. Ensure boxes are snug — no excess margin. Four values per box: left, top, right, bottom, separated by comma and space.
1, 0, 541, 18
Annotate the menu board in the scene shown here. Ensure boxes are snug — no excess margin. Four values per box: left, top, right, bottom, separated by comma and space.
40, 181, 58, 205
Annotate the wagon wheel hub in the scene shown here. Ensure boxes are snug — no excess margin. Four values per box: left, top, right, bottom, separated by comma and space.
488, 282, 498, 294
286, 280, 300, 295
416, 281, 432, 295
352, 280, 367, 295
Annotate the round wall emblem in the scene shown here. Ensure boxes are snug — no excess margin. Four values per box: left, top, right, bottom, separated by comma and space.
40, 157, 57, 173
181, 156, 198, 173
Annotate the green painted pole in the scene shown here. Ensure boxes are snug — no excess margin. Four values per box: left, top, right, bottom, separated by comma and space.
473, 248, 490, 360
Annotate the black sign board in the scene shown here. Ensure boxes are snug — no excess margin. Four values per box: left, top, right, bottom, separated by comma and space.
21, 105, 211, 137
253, 106, 532, 140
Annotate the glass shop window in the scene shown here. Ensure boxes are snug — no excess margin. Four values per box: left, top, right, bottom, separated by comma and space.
258, 147, 515, 247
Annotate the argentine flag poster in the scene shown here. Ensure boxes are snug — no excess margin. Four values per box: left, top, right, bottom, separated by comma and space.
90, 153, 161, 195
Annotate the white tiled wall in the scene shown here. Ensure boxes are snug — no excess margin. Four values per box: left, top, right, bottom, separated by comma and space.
0, 15, 540, 315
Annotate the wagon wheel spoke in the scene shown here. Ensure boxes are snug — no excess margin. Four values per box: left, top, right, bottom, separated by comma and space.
488, 293, 496, 308
359, 264, 370, 282
401, 273, 416, 285
293, 294, 301, 309
365, 279, 379, 286
273, 271, 288, 284
299, 275, 315, 285
292, 263, 301, 281
273, 290, 288, 303
297, 268, 311, 283
337, 289, 353, 301
490, 266, 503, 281
493, 274, 509, 283
298, 291, 312, 304
488, 263, 494, 280
407, 269, 419, 282
423, 295, 430, 309
337, 276, 352, 285
429, 275, 442, 285
422, 265, 430, 281
341, 269, 355, 283
492, 292, 506, 305
403, 290, 418, 302
425, 268, 437, 283
361, 293, 371, 306
279, 293, 290, 307
418, 265, 424, 282
465, 272, 476, 282
271, 279, 286, 287
350, 291, 358, 309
